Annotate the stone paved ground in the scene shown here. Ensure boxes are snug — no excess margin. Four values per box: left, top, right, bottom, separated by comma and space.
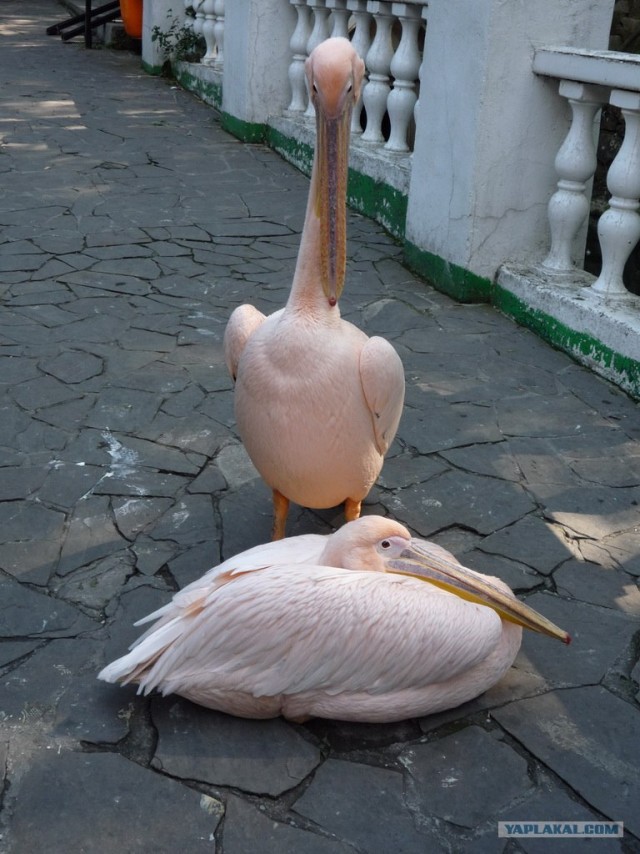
1, 2, 640, 852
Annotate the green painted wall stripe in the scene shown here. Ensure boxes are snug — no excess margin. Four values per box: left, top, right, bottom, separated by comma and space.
141, 60, 165, 76
220, 113, 267, 144
403, 241, 492, 303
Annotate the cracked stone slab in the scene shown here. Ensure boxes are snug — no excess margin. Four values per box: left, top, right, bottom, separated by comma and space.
477, 514, 573, 575
151, 699, 321, 796
515, 591, 638, 688
555, 558, 640, 615
51, 551, 135, 611
5, 750, 221, 852
146, 494, 217, 545
398, 401, 503, 454
56, 495, 128, 577
44, 350, 104, 383
112, 497, 174, 540
0, 576, 94, 638
222, 794, 354, 854
493, 686, 640, 837
495, 776, 624, 854
400, 726, 532, 828
530, 483, 640, 540
293, 757, 443, 853
0, 637, 128, 743
383, 471, 535, 538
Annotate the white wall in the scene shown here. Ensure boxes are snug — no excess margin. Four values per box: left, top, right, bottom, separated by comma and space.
222, 0, 296, 124
142, 0, 177, 73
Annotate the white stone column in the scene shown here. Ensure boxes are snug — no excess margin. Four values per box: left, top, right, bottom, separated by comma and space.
213, 0, 225, 66
327, 0, 349, 38
591, 89, 640, 298
540, 80, 607, 275
404, 0, 615, 283
362, 2, 394, 144
222, 0, 297, 125
288, 0, 312, 112
304, 1, 332, 118
141, 0, 177, 73
347, 0, 372, 135
385, 3, 422, 152
201, 0, 217, 65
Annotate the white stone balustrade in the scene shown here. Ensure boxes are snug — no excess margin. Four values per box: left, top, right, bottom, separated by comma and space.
385, 2, 422, 152
282, 0, 425, 151
534, 48, 640, 298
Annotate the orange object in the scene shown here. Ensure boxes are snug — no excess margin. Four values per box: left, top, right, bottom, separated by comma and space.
119, 0, 142, 38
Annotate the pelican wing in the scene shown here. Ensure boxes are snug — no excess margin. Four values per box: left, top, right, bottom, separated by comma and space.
131, 531, 329, 632
359, 336, 405, 455
106, 566, 504, 703
223, 304, 267, 381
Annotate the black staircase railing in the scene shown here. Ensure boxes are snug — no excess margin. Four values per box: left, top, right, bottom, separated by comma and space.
46, 0, 121, 49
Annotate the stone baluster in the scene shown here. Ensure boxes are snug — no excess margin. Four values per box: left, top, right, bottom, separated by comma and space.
385, 3, 421, 152
347, 0, 372, 135
304, 1, 332, 117
362, 2, 394, 144
288, 0, 313, 112
184, 0, 196, 32
540, 80, 607, 274
192, 0, 205, 44
592, 89, 640, 297
413, 4, 427, 131
213, 0, 225, 66
327, 0, 349, 38
201, 0, 217, 65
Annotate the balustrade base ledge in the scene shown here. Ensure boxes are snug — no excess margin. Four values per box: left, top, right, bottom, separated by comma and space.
173, 61, 222, 110
496, 264, 640, 399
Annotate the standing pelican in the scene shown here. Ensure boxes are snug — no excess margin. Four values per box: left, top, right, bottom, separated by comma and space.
99, 516, 569, 723
224, 38, 405, 539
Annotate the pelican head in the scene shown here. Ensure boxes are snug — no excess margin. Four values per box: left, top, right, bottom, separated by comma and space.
305, 38, 365, 306
322, 516, 571, 644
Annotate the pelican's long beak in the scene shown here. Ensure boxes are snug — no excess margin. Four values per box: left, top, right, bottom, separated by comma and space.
315, 102, 351, 306
388, 542, 571, 644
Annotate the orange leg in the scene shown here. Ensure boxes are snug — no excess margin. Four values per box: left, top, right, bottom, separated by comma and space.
344, 498, 362, 523
272, 489, 290, 540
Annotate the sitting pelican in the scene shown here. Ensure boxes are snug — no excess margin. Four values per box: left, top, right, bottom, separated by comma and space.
99, 516, 569, 723
223, 38, 405, 540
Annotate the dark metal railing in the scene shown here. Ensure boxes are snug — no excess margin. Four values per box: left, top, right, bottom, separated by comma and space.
46, 0, 121, 49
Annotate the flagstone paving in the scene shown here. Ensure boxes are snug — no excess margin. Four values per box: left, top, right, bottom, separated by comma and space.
1, 2, 639, 852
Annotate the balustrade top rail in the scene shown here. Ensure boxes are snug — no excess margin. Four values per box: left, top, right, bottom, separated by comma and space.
533, 47, 640, 93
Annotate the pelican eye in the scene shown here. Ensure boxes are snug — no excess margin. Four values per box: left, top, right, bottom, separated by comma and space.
312, 82, 319, 94
380, 539, 391, 550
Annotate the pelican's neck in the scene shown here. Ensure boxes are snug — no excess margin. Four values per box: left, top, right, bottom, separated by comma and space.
287, 113, 348, 320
